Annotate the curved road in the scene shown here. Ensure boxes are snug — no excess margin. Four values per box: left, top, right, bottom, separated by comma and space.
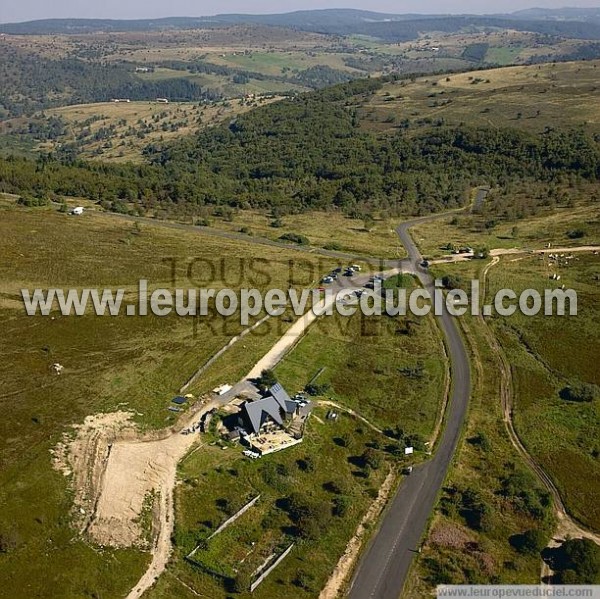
98, 196, 479, 599
348, 213, 472, 599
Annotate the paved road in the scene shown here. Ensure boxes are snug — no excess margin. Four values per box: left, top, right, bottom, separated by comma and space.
99, 200, 477, 599
348, 214, 472, 599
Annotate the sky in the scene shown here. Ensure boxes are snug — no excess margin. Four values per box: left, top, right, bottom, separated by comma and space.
1, 0, 599, 24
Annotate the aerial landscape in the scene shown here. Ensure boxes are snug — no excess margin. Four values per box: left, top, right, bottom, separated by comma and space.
1, 2, 599, 599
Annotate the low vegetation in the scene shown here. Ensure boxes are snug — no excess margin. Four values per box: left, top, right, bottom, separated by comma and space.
147, 407, 393, 598
0, 203, 329, 598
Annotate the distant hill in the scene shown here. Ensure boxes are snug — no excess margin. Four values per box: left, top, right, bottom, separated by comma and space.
511, 7, 600, 22
3, 9, 600, 40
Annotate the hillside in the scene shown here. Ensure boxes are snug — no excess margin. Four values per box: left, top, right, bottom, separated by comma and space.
1, 61, 600, 221
4, 9, 600, 38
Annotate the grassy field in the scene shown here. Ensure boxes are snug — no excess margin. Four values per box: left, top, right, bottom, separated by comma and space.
405, 196, 600, 593
432, 196, 600, 532
0, 199, 444, 599
5, 97, 281, 162
411, 191, 600, 260
274, 305, 446, 439
486, 253, 600, 530
143, 280, 447, 598
0, 201, 334, 599
361, 60, 600, 134
204, 209, 405, 259
403, 255, 558, 593
204, 49, 361, 77
146, 407, 394, 599
406, 306, 558, 594
485, 46, 524, 66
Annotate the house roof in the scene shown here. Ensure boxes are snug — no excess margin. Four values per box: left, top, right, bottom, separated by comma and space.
270, 382, 290, 403
269, 383, 296, 414
243, 397, 284, 435
269, 383, 295, 414
240, 383, 298, 436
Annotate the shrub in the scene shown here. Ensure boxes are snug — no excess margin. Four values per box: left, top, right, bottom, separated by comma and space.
294, 570, 316, 591
333, 496, 352, 517
324, 242, 342, 251
441, 274, 463, 289
279, 232, 309, 245
297, 456, 315, 472
510, 529, 549, 555
17, 194, 49, 207
469, 432, 491, 451
362, 448, 383, 471
286, 493, 331, 540
547, 538, 600, 583
460, 488, 493, 532
256, 369, 277, 391
560, 382, 597, 403
304, 382, 330, 396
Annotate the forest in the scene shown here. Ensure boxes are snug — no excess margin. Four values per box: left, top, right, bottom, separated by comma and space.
2, 75, 599, 219
0, 50, 218, 118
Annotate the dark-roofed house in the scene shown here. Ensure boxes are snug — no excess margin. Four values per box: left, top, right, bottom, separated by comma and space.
270, 383, 298, 415
239, 384, 301, 437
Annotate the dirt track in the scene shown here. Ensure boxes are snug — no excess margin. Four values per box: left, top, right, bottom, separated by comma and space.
54, 271, 381, 598
53, 242, 600, 598
431, 245, 600, 265
478, 255, 600, 577
54, 400, 217, 598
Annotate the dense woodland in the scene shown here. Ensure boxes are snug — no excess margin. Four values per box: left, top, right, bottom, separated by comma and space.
1, 76, 600, 219
0, 49, 218, 118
